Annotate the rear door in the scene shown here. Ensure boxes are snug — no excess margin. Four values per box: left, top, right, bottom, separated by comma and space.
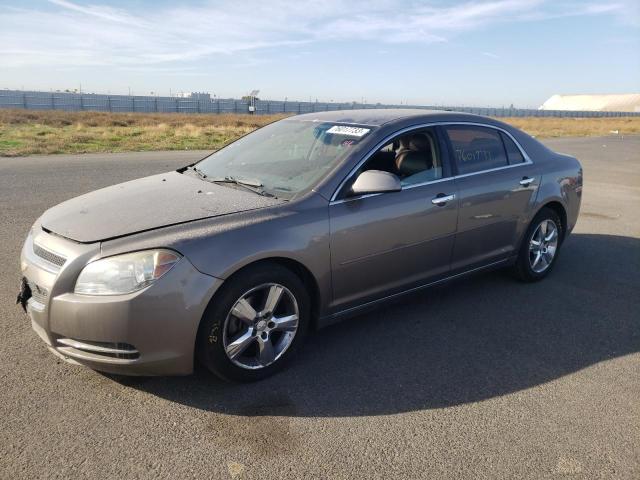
443, 125, 539, 272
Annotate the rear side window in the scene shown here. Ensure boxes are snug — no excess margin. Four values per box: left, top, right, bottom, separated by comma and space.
445, 126, 508, 175
500, 132, 525, 164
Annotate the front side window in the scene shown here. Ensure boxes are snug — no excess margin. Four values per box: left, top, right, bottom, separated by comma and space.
196, 119, 374, 198
445, 126, 508, 175
358, 128, 444, 187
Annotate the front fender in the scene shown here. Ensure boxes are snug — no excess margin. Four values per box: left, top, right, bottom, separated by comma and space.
101, 192, 332, 316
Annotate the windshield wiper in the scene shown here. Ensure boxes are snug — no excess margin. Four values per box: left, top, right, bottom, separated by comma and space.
211, 176, 276, 198
187, 169, 277, 198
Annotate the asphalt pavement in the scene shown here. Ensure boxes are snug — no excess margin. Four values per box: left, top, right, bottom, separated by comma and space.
1, 137, 638, 479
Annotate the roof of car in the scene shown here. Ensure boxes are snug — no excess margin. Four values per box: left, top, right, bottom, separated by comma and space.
292, 108, 497, 127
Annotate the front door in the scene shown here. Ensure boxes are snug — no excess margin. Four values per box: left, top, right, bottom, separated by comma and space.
328, 126, 458, 311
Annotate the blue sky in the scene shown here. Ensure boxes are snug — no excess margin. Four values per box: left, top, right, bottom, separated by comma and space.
1, 0, 639, 107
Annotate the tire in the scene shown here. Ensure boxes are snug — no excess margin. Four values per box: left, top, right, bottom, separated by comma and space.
196, 263, 310, 382
513, 207, 563, 282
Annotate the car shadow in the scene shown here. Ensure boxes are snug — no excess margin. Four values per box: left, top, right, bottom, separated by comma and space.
115, 233, 640, 417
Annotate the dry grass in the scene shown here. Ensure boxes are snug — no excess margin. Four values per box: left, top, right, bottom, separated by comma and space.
501, 116, 640, 138
0, 110, 288, 156
1, 109, 638, 156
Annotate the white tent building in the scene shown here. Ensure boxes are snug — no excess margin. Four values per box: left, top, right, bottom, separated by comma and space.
540, 94, 640, 112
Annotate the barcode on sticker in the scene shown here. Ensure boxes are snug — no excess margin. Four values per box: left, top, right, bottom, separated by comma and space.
326, 126, 371, 137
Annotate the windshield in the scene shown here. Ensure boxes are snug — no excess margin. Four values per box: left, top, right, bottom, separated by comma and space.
194, 119, 374, 198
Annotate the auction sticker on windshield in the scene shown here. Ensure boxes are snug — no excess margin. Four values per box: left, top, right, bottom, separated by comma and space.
327, 125, 371, 137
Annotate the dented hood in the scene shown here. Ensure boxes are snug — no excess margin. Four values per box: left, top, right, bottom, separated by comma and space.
40, 171, 282, 243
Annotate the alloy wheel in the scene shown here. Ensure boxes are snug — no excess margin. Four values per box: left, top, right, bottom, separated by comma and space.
222, 283, 299, 370
529, 219, 559, 273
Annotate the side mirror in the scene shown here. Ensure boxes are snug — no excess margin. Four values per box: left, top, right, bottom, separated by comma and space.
351, 170, 401, 196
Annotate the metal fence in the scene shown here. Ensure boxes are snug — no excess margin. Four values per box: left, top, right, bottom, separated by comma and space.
1, 90, 638, 117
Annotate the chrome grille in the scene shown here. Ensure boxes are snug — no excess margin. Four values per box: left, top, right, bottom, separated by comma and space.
33, 243, 66, 267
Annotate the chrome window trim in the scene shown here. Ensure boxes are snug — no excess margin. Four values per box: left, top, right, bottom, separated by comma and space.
454, 160, 532, 180
330, 177, 456, 205
402, 176, 455, 190
329, 121, 533, 204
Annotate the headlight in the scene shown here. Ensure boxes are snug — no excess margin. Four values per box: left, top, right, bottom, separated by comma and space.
74, 249, 181, 295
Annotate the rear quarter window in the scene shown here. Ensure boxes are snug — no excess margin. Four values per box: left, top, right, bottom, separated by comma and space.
500, 131, 525, 164
445, 126, 508, 175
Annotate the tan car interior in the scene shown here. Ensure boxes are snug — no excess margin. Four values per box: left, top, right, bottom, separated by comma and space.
364, 130, 442, 184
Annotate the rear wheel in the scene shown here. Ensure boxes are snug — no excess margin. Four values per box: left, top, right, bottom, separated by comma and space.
196, 263, 309, 382
514, 208, 563, 282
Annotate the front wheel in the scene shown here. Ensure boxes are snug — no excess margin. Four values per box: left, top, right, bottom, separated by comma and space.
196, 263, 310, 382
513, 208, 563, 282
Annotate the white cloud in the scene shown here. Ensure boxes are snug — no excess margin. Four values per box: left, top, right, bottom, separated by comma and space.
0, 0, 636, 69
482, 52, 500, 59
48, 0, 145, 26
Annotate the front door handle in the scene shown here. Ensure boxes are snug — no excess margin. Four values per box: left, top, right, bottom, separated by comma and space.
519, 176, 535, 186
431, 193, 455, 206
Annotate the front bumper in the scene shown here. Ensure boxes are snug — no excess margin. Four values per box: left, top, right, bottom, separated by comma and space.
20, 226, 222, 376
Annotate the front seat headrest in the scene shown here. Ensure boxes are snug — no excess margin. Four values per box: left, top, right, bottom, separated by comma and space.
396, 133, 434, 175
408, 134, 431, 152
398, 136, 412, 150
397, 151, 431, 176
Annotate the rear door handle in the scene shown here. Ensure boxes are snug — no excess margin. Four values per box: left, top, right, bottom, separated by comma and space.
431, 193, 455, 206
519, 176, 535, 186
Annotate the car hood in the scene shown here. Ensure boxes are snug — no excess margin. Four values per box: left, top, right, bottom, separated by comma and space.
40, 171, 283, 243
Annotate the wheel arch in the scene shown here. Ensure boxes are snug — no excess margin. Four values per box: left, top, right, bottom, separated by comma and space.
515, 200, 568, 255
536, 200, 568, 242
259, 257, 322, 328
205, 256, 322, 330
